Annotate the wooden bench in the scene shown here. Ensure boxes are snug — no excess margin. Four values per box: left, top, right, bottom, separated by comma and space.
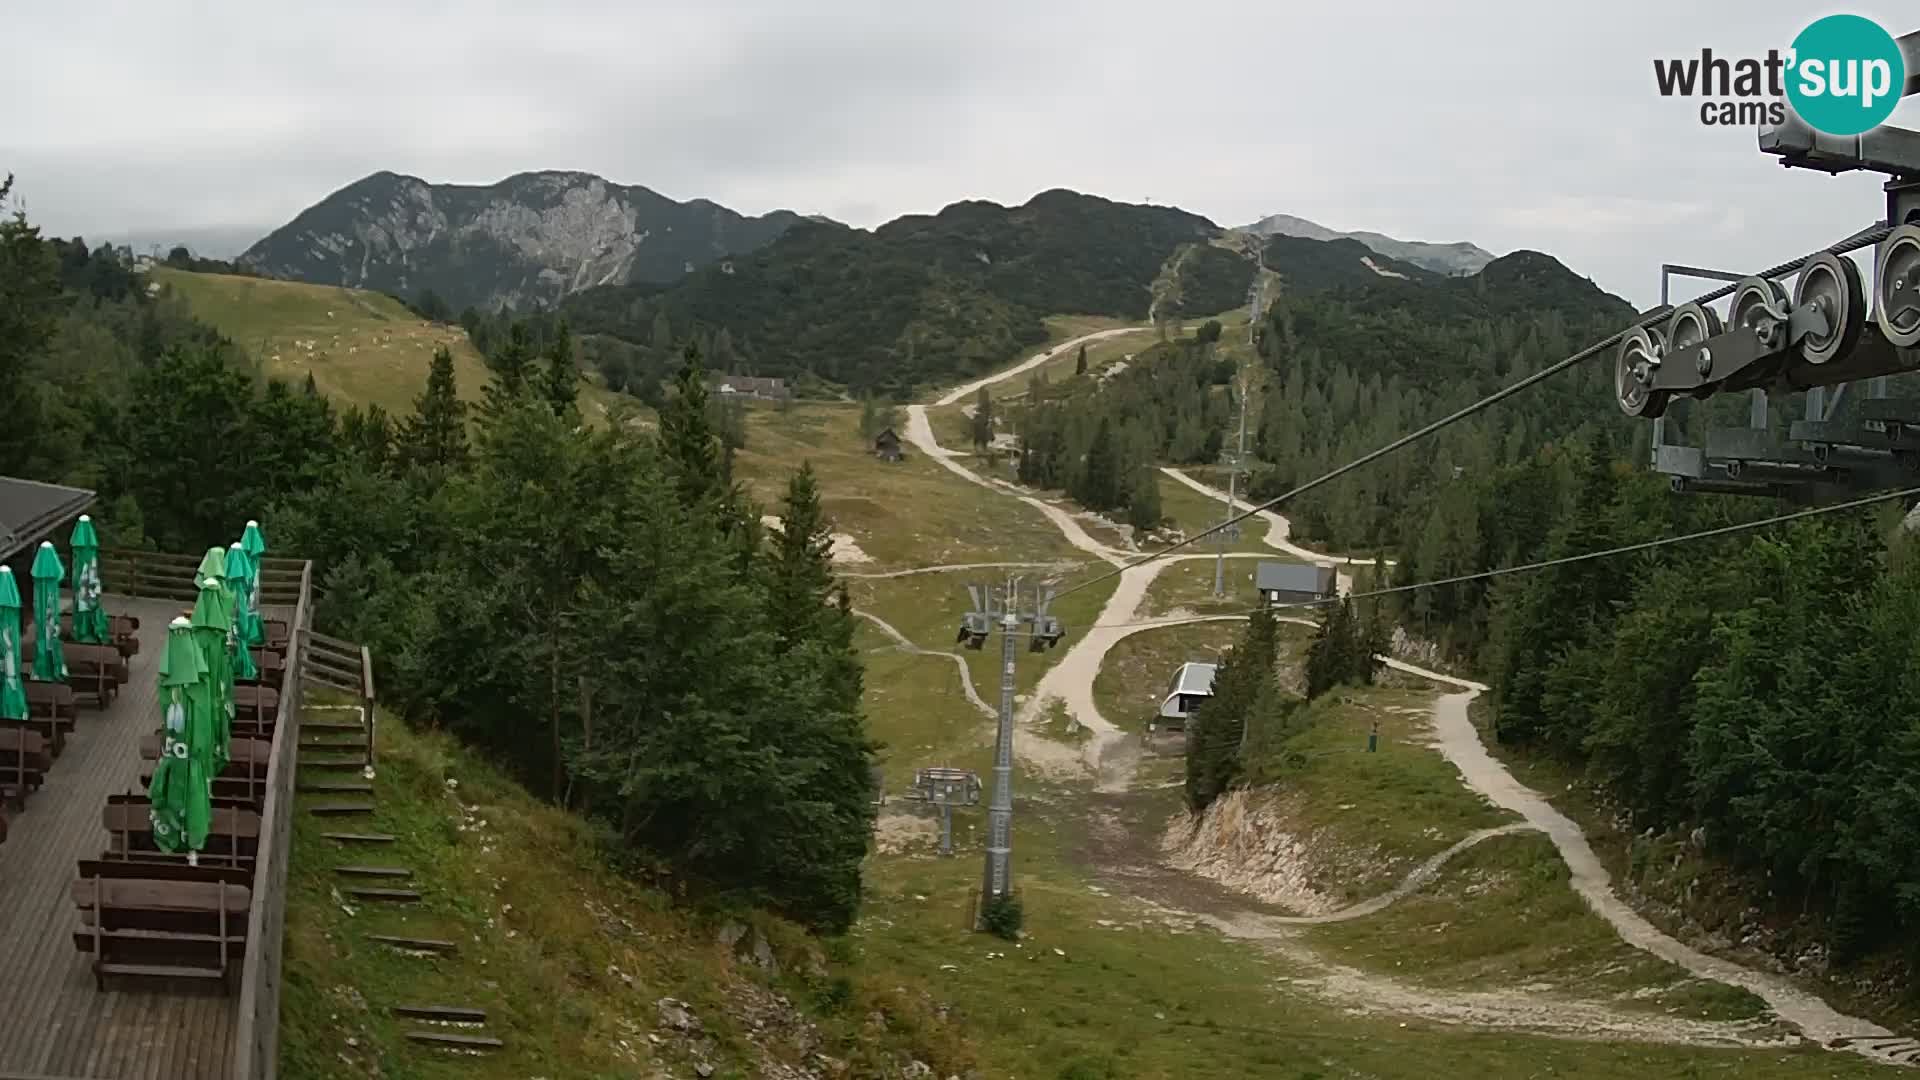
23, 612, 140, 658
69, 874, 249, 990
64, 642, 129, 707
0, 728, 51, 810
233, 684, 280, 730
18, 680, 74, 755
102, 800, 261, 861
240, 646, 285, 686
138, 735, 269, 805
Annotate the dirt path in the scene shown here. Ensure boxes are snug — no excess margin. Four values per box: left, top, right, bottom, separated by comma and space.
844, 561, 1081, 580
932, 327, 1152, 407
904, 325, 1919, 1062
852, 610, 993, 720
903, 404, 1127, 567
1159, 467, 1395, 595
1415, 681, 1918, 1066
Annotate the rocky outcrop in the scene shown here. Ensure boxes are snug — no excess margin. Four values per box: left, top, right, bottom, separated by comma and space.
1240, 212, 1496, 276
240, 170, 808, 311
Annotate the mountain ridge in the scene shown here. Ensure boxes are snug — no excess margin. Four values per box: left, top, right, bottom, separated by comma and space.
1241, 212, 1496, 276
239, 169, 813, 311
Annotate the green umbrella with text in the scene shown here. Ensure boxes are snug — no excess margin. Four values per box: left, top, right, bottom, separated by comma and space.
191, 572, 234, 774
69, 514, 111, 644
148, 616, 213, 861
239, 520, 267, 647
29, 542, 66, 682
224, 544, 257, 682
0, 568, 25, 722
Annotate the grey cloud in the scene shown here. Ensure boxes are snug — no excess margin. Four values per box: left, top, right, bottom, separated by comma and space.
4, 0, 1919, 308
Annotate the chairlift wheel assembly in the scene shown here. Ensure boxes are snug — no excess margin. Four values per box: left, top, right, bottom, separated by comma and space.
1615, 324, 1667, 418
1665, 302, 1723, 353
1729, 276, 1790, 349
1792, 251, 1865, 365
1875, 224, 1920, 348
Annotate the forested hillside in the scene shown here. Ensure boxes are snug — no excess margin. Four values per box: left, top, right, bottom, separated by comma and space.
1, 178, 876, 933
563, 190, 1241, 394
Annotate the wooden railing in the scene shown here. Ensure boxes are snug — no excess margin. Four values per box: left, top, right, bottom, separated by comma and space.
101, 545, 314, 1080
100, 547, 305, 606
303, 629, 376, 769
230, 558, 310, 1080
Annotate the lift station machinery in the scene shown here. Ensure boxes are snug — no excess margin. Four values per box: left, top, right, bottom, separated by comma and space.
1615, 30, 1920, 501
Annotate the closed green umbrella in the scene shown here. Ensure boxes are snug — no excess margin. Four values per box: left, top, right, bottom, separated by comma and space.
149, 617, 213, 861
0, 568, 25, 722
239, 521, 267, 647
224, 544, 258, 682
190, 573, 234, 774
30, 542, 66, 682
69, 514, 111, 645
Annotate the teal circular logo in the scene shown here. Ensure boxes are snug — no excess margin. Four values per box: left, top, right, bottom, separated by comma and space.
1786, 15, 1906, 136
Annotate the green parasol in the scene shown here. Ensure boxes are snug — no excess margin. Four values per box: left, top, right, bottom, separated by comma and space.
224, 544, 257, 681
190, 573, 234, 774
69, 514, 111, 644
0, 568, 25, 721
149, 617, 213, 858
30, 542, 66, 682
239, 521, 267, 647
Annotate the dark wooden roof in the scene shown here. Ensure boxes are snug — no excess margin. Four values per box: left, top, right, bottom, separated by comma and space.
0, 476, 96, 562
874, 427, 901, 445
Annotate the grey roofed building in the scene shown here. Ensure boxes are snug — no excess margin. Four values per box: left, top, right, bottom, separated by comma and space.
1256, 560, 1337, 606
710, 374, 791, 401
0, 475, 96, 563
1157, 661, 1218, 726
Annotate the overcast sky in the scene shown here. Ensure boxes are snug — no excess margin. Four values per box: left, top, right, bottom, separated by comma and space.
4, 0, 1917, 308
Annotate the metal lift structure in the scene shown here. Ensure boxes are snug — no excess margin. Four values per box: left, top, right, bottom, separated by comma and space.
1617, 30, 1920, 500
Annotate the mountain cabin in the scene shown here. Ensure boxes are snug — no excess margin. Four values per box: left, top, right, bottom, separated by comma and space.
1256, 560, 1337, 607
873, 428, 904, 462
710, 375, 791, 402
1155, 661, 1218, 731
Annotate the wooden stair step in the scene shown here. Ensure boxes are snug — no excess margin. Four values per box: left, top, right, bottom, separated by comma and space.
367, 934, 456, 954
392, 1004, 487, 1023
299, 781, 373, 794
97, 962, 225, 979
298, 738, 368, 750
405, 1031, 502, 1051
301, 720, 365, 732
334, 865, 411, 879
298, 757, 366, 769
321, 832, 394, 843
308, 802, 376, 816
345, 887, 421, 903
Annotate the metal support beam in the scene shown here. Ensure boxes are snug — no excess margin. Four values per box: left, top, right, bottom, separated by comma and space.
1905, 30, 1919, 99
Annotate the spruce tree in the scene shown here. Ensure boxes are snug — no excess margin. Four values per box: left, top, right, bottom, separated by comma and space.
398, 345, 469, 471
1184, 610, 1278, 811
542, 319, 579, 416
481, 322, 536, 417
970, 387, 994, 451
1126, 466, 1162, 530
659, 345, 730, 506
1075, 343, 1088, 376
1082, 417, 1119, 511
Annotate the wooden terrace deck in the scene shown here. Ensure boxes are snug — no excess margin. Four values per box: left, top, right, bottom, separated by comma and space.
0, 596, 236, 1080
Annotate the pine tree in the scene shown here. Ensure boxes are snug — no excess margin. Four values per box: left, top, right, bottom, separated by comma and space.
303, 371, 320, 397
970, 387, 994, 451
398, 345, 469, 471
542, 320, 579, 416
481, 322, 536, 417
1185, 610, 1279, 811
1126, 466, 1161, 530
660, 346, 730, 506
1082, 417, 1119, 511
1075, 344, 1088, 376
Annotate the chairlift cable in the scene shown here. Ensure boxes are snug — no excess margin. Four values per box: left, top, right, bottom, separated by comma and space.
1050, 223, 1898, 603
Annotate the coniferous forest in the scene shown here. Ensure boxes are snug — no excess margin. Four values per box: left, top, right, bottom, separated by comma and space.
1166, 246, 1920, 975
0, 180, 876, 932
